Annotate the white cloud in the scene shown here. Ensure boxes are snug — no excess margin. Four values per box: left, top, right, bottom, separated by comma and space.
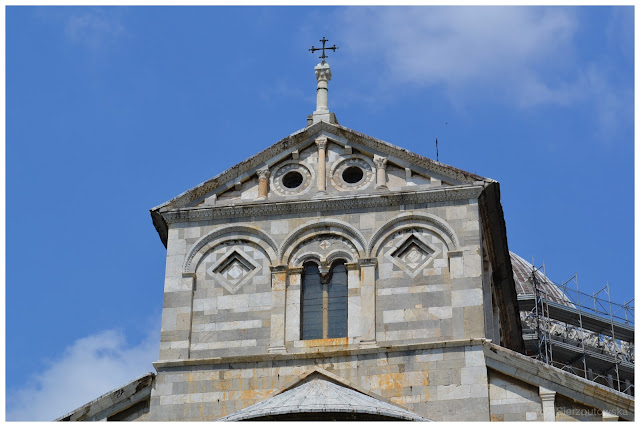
64, 8, 126, 50
338, 7, 580, 106
333, 6, 632, 141
6, 324, 159, 421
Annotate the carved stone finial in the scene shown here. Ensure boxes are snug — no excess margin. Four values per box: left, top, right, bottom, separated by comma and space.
314, 64, 332, 84
312, 46, 334, 124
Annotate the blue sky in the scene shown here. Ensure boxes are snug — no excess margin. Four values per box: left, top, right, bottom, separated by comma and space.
5, 5, 634, 420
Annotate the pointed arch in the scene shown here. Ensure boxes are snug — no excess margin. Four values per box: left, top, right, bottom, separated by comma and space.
183, 225, 278, 273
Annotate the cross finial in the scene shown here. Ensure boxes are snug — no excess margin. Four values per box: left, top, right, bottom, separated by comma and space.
309, 37, 339, 62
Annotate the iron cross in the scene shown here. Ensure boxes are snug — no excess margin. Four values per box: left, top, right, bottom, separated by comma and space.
309, 37, 339, 60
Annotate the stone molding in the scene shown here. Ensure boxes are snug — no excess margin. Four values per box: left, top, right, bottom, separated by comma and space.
358, 258, 377, 267
368, 212, 461, 256
270, 265, 288, 273
162, 185, 483, 225
183, 226, 278, 273
292, 248, 357, 268
152, 338, 488, 369
280, 219, 367, 264
345, 262, 360, 271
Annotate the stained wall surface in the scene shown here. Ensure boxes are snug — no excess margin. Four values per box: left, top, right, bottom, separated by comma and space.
150, 344, 490, 421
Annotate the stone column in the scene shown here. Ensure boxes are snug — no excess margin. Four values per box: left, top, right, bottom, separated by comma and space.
374, 155, 388, 190
268, 265, 287, 354
256, 167, 270, 200
539, 386, 556, 422
285, 267, 303, 342
359, 258, 377, 348
315, 136, 328, 194
346, 262, 361, 339
319, 261, 331, 338
313, 61, 332, 124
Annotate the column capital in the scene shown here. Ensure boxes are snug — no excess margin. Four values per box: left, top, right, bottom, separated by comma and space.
256, 167, 270, 179
345, 262, 360, 271
270, 265, 288, 274
315, 135, 328, 150
539, 386, 556, 401
373, 155, 388, 169
359, 258, 378, 267
288, 267, 304, 275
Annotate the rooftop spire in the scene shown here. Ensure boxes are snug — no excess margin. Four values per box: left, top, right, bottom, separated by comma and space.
309, 37, 339, 125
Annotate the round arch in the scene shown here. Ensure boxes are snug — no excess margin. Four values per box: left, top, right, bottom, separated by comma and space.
292, 249, 356, 268
368, 213, 460, 257
183, 225, 278, 273
280, 220, 366, 265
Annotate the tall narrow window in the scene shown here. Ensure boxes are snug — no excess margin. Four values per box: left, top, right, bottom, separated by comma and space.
301, 260, 348, 340
301, 262, 323, 340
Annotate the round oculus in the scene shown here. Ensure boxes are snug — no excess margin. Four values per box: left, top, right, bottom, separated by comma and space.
282, 171, 304, 189
342, 166, 364, 184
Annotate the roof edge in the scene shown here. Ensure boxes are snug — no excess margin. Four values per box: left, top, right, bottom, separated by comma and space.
483, 342, 634, 420
148, 121, 494, 243
55, 372, 155, 421
479, 182, 524, 353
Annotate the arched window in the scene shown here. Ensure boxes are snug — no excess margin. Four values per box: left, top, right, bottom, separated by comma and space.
301, 260, 348, 340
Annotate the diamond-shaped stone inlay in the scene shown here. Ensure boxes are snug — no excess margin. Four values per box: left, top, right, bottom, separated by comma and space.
319, 240, 331, 250
404, 246, 424, 268
207, 248, 260, 294
226, 262, 245, 280
387, 234, 441, 278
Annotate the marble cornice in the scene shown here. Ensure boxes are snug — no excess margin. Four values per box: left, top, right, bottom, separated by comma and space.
160, 185, 484, 225
152, 338, 488, 370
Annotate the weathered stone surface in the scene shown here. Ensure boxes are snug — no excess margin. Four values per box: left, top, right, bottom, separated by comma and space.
150, 343, 489, 421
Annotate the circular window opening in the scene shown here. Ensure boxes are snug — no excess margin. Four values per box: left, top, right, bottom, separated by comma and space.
342, 166, 364, 184
282, 171, 304, 189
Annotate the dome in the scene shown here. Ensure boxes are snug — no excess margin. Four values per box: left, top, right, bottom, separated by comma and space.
510, 252, 573, 306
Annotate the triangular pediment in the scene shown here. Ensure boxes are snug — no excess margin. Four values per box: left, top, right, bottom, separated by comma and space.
217, 367, 429, 421
150, 121, 492, 245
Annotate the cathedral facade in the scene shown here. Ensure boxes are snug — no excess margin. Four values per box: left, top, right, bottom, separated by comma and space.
58, 55, 633, 421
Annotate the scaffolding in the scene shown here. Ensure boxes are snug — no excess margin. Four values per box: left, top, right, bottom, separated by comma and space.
519, 262, 634, 396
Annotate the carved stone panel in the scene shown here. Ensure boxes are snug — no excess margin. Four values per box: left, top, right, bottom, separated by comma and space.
201, 241, 268, 294
381, 230, 444, 278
